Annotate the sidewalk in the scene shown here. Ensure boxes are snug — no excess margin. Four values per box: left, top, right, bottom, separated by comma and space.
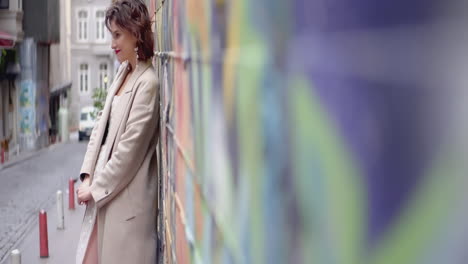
1, 182, 86, 264
0, 131, 85, 264
0, 132, 79, 173
0, 148, 48, 172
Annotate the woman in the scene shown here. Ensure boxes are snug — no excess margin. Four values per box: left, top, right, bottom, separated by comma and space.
75, 1, 159, 263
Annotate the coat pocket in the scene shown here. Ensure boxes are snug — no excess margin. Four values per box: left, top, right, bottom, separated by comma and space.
125, 215, 136, 221
105, 186, 136, 222
122, 186, 136, 221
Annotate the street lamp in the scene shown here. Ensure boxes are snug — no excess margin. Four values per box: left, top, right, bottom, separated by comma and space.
104, 75, 108, 90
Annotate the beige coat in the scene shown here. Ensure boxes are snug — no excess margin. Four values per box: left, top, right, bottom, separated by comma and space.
79, 60, 160, 263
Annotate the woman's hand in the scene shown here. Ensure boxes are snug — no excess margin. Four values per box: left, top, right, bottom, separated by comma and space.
77, 176, 93, 205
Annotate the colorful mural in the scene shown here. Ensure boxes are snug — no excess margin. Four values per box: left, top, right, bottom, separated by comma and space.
150, 0, 468, 263
19, 80, 35, 139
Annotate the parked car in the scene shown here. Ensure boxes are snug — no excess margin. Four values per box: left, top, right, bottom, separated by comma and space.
79, 106, 97, 141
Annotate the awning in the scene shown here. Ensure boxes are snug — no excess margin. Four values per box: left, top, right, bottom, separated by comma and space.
0, 31, 15, 49
50, 82, 72, 97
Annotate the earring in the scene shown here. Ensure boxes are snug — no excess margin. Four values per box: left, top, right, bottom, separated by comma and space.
125, 60, 131, 72
134, 46, 139, 70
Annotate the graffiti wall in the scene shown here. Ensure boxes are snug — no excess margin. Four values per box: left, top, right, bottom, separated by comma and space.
19, 39, 37, 151
150, 0, 468, 263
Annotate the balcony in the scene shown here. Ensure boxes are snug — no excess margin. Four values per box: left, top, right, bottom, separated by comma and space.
0, 6, 24, 43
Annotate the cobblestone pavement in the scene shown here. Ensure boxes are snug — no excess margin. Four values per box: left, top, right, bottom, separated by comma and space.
0, 141, 87, 262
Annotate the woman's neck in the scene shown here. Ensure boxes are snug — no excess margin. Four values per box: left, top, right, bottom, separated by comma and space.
129, 58, 137, 72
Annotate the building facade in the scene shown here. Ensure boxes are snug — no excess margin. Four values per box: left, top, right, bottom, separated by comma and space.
20, 0, 59, 151
0, 0, 23, 157
71, 0, 115, 125
49, 0, 72, 140
0, 0, 64, 158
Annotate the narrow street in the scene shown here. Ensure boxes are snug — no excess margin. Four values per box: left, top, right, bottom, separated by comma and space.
0, 140, 87, 262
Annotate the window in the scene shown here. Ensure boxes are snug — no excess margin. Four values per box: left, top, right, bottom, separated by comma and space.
0, 0, 10, 9
0, 0, 8, 9
96, 10, 105, 41
79, 64, 89, 93
78, 10, 88, 41
99, 63, 108, 90
80, 113, 88, 121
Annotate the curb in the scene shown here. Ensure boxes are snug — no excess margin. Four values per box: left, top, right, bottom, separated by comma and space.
0, 140, 72, 172
0, 150, 43, 172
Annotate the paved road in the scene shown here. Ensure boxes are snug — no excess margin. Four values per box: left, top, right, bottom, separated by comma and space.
0, 141, 87, 262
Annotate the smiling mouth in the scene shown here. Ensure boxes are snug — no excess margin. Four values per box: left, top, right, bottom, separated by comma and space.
115, 50, 121, 54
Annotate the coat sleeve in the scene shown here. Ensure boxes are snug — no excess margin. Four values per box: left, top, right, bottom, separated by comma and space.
79, 110, 103, 182
89, 77, 160, 208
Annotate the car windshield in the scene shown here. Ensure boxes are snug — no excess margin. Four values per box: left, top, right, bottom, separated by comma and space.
80, 113, 88, 121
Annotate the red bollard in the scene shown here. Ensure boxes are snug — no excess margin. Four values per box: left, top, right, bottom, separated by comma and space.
39, 210, 49, 258
69, 178, 75, 210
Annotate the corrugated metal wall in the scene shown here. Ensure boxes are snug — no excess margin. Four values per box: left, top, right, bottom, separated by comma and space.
151, 0, 468, 263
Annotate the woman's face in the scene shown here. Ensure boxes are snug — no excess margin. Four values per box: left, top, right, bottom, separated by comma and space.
109, 20, 137, 63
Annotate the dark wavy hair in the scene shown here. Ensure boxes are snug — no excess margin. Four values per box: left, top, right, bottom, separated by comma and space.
105, 0, 154, 61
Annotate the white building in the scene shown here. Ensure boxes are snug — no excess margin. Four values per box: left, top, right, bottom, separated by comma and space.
71, 0, 115, 129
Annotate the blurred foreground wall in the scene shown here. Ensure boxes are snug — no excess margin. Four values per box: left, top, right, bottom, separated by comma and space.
150, 0, 468, 263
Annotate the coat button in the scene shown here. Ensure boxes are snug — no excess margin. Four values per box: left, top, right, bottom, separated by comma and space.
105, 190, 109, 195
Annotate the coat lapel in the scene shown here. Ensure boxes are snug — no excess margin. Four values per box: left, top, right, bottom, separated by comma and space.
87, 61, 129, 181
102, 60, 153, 160
98, 61, 129, 133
